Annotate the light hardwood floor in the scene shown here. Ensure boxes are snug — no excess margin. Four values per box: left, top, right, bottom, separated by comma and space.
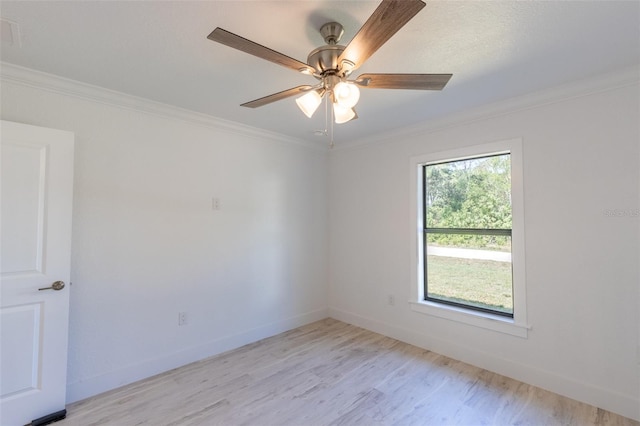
62, 319, 638, 426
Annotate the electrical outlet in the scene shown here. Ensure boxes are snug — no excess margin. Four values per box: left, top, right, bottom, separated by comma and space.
387, 295, 395, 306
212, 197, 221, 211
178, 312, 188, 326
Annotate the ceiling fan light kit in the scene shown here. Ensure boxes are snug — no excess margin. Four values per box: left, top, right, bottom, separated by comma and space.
333, 104, 357, 124
207, 0, 452, 144
295, 90, 323, 118
333, 81, 360, 109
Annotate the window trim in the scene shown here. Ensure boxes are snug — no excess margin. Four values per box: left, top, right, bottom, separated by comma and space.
409, 138, 529, 338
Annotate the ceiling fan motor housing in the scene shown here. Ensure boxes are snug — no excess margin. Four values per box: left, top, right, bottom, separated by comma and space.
307, 45, 346, 77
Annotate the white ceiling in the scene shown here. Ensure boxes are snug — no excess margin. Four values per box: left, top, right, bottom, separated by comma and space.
1, 1, 639, 146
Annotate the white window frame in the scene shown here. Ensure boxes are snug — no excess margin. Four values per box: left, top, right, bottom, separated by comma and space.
409, 138, 529, 338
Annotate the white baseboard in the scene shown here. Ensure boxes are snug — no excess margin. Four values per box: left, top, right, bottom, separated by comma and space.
328, 307, 640, 422
66, 308, 329, 404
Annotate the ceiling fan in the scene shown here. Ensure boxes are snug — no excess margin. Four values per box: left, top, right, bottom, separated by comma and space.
207, 0, 451, 126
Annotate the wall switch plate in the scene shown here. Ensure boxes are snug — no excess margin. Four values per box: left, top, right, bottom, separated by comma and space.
178, 312, 188, 326
212, 197, 221, 210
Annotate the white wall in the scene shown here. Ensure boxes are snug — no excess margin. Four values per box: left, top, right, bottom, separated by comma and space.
2, 64, 638, 420
328, 74, 640, 420
1, 66, 329, 402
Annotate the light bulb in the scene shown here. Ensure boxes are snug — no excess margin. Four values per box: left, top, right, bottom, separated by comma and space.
333, 103, 356, 124
295, 90, 322, 118
333, 81, 360, 109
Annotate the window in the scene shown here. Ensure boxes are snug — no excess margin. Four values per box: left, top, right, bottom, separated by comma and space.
410, 139, 528, 337
424, 153, 513, 317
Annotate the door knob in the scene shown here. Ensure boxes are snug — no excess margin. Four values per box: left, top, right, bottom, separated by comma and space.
39, 281, 65, 291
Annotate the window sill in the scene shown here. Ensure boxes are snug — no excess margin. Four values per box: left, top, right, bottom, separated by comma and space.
410, 300, 529, 338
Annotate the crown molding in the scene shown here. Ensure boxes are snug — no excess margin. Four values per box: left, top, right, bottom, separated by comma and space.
0, 62, 325, 152
337, 65, 640, 151
2, 62, 637, 153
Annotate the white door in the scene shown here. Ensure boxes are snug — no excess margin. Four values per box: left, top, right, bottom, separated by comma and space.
1, 121, 74, 426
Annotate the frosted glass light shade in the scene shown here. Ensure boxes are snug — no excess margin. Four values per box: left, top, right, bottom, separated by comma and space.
333, 103, 356, 124
333, 82, 360, 109
295, 90, 322, 118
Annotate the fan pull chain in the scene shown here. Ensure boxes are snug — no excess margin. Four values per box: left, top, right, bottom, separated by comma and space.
329, 98, 335, 149
317, 94, 334, 149
325, 93, 329, 140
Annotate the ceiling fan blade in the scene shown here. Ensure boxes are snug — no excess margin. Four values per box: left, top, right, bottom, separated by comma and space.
338, 0, 426, 73
354, 73, 452, 90
241, 85, 315, 108
208, 28, 315, 75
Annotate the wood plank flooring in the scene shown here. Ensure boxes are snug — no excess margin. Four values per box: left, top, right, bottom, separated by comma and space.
61, 319, 638, 426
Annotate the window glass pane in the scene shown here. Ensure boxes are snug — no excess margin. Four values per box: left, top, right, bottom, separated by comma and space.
426, 234, 513, 315
425, 154, 512, 229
